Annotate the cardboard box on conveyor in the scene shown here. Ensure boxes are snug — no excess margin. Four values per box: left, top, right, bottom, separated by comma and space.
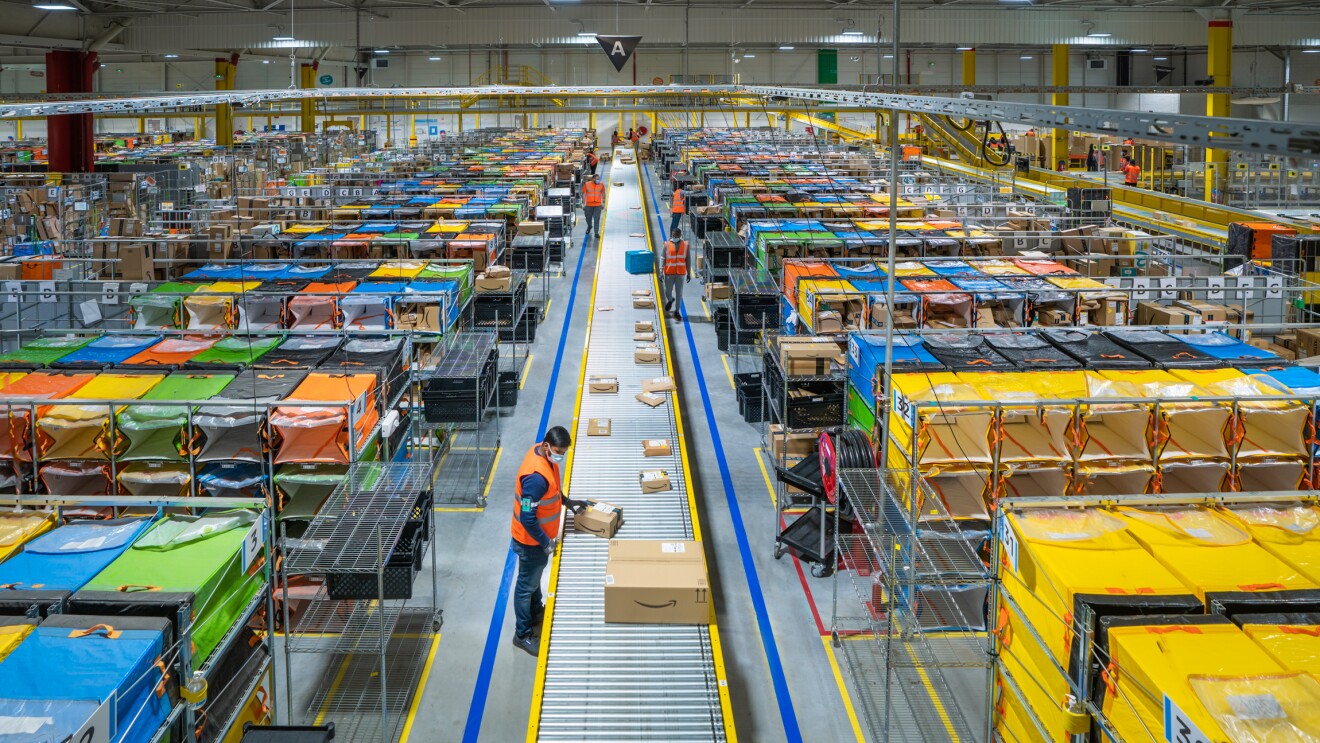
604, 539, 709, 624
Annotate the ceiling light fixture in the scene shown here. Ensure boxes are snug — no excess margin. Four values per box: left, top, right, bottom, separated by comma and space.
840, 19, 863, 36
779, 44, 795, 50
1154, 56, 1169, 60
571, 19, 595, 37
163, 54, 179, 58
743, 53, 756, 58
1304, 49, 1320, 54
273, 34, 294, 41
1131, 48, 1149, 53
1020, 55, 1034, 60
956, 46, 973, 51
33, 2, 77, 9
262, 59, 270, 64
429, 56, 443, 61
1087, 32, 1112, 38
373, 49, 389, 54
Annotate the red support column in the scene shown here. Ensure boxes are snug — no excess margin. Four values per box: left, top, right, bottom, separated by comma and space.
45, 50, 98, 173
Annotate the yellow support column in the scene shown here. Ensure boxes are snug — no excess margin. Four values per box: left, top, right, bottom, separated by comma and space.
458, 113, 463, 133
15, 120, 22, 140
1205, 18, 1232, 202
299, 63, 316, 133
214, 57, 235, 147
962, 48, 976, 86
409, 115, 417, 147
1050, 44, 1069, 171
588, 112, 595, 132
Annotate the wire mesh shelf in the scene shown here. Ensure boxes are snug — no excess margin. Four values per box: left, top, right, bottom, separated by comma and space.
286, 591, 408, 654
283, 462, 434, 574
423, 331, 498, 379
299, 608, 437, 743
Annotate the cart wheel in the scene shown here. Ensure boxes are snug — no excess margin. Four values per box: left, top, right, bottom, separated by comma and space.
773, 544, 786, 560
433, 612, 444, 632
811, 562, 833, 578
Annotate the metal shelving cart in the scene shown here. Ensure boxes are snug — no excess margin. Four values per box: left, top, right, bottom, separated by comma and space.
832, 469, 991, 743
280, 462, 440, 743
418, 331, 501, 507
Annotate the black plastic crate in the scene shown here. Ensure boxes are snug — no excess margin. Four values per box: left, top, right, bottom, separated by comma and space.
500, 312, 537, 343
736, 298, 779, 330
326, 522, 424, 600
240, 723, 335, 742
497, 370, 519, 408
738, 392, 765, 423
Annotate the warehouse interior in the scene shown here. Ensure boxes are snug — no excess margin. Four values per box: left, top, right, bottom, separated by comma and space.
0, 0, 1317, 742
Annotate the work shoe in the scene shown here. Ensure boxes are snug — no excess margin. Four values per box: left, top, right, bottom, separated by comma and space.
512, 633, 538, 657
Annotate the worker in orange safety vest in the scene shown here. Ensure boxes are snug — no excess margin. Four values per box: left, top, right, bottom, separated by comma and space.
661, 227, 692, 320
581, 173, 605, 236
510, 426, 585, 657
584, 148, 599, 176
668, 184, 686, 235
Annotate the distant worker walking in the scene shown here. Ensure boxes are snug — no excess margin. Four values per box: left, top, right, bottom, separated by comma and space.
582, 173, 605, 236
661, 227, 692, 321
668, 184, 686, 235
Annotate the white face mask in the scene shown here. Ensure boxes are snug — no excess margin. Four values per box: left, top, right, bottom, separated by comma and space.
549, 451, 566, 464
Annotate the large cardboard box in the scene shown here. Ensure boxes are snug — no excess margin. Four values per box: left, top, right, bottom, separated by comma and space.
517, 221, 545, 236
642, 376, 676, 394
769, 424, 817, 460
588, 418, 612, 436
639, 470, 671, 492
777, 337, 844, 373
635, 345, 661, 364
705, 283, 731, 301
475, 274, 511, 293
604, 539, 709, 625
643, 439, 672, 457
395, 302, 442, 332
1296, 328, 1320, 358
118, 244, 155, 281
574, 500, 623, 538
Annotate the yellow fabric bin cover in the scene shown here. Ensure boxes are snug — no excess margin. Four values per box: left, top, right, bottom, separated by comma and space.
963, 372, 1075, 466
1225, 503, 1320, 585
1242, 620, 1320, 675
38, 374, 165, 460
1100, 369, 1230, 461
1172, 369, 1311, 461
0, 510, 56, 562
0, 622, 33, 663
1002, 509, 1195, 687
1104, 622, 1289, 742
368, 261, 427, 280
889, 372, 992, 468
1119, 506, 1318, 599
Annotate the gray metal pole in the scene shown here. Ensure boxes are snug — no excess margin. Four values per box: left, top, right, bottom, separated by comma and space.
881, 0, 900, 467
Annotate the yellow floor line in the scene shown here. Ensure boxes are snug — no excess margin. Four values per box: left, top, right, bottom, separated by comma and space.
543, 298, 553, 316
753, 446, 777, 507
519, 354, 535, 389
434, 506, 484, 513
397, 632, 443, 743
481, 448, 503, 500
906, 644, 960, 741
701, 298, 711, 320
721, 354, 735, 391
822, 636, 868, 743
312, 655, 352, 725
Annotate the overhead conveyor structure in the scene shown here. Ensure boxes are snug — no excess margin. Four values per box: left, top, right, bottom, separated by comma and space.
527, 151, 735, 741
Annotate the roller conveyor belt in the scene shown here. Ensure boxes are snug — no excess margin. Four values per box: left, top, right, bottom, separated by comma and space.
528, 151, 734, 741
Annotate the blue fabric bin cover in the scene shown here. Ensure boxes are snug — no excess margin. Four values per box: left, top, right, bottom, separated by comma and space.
1259, 366, 1320, 395
57, 336, 161, 365
275, 264, 333, 280
1178, 331, 1282, 362
833, 264, 887, 280
0, 518, 153, 591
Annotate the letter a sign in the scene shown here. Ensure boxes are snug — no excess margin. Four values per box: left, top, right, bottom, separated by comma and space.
596, 35, 642, 73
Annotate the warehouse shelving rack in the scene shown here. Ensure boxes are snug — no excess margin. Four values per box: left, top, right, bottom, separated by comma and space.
831, 469, 991, 743
279, 461, 439, 743
0, 491, 278, 743
417, 330, 501, 507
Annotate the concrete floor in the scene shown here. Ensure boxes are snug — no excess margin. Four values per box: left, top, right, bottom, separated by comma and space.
379, 158, 866, 743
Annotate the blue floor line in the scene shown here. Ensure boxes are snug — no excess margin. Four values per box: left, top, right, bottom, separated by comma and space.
642, 163, 805, 743
460, 225, 594, 743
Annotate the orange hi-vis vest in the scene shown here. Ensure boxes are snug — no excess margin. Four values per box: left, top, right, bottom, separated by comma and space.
1124, 163, 1141, 185
582, 180, 605, 207
587, 152, 599, 167
671, 189, 686, 214
511, 444, 563, 546
664, 240, 689, 276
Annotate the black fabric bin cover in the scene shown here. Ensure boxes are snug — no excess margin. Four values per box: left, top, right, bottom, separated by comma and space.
1103, 329, 1221, 369
254, 336, 343, 370
983, 333, 1082, 370
921, 334, 1017, 371
1041, 329, 1152, 369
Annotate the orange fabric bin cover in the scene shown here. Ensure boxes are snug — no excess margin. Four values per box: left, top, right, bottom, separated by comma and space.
782, 261, 839, 306
270, 373, 379, 464
121, 337, 218, 368
36, 373, 164, 461
0, 372, 94, 460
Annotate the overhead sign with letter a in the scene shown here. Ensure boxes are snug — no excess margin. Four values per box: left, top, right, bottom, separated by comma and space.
596, 35, 642, 73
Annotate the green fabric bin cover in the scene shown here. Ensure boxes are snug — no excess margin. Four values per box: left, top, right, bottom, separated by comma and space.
81, 510, 264, 665
116, 373, 235, 461
188, 336, 282, 367
0, 335, 94, 366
